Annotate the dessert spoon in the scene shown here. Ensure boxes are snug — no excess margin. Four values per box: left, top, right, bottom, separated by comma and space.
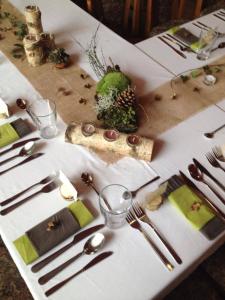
204, 123, 225, 138
38, 233, 105, 285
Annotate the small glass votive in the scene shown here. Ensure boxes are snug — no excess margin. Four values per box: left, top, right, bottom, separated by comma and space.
99, 184, 132, 229
126, 134, 141, 148
196, 28, 218, 61
103, 129, 119, 142
27, 99, 58, 139
81, 122, 96, 137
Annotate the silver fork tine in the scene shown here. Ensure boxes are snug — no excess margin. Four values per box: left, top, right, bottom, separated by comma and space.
213, 146, 225, 162
206, 152, 225, 173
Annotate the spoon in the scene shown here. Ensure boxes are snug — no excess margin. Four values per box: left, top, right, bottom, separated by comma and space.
204, 123, 225, 139
81, 172, 112, 210
38, 233, 105, 285
188, 164, 225, 205
16, 98, 40, 125
212, 42, 225, 52
0, 141, 35, 167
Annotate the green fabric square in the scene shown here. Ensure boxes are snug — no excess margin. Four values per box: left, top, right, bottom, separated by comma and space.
0, 123, 19, 148
168, 185, 215, 230
69, 200, 94, 228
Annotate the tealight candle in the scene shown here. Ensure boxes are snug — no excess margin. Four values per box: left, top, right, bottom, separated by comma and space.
81, 122, 96, 137
103, 129, 119, 142
126, 134, 141, 148
203, 75, 216, 86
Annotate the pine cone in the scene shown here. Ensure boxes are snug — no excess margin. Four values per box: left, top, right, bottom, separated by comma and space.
116, 87, 136, 108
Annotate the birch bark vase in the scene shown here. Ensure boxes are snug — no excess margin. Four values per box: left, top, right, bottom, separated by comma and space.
23, 34, 43, 67
24, 5, 43, 35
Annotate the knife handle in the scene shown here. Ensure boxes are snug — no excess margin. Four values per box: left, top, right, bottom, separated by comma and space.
206, 182, 225, 205
0, 190, 41, 215
31, 241, 74, 273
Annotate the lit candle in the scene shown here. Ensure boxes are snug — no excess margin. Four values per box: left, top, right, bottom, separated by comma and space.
103, 129, 119, 142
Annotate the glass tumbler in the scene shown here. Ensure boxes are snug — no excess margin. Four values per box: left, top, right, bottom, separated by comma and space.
28, 99, 58, 139
196, 28, 218, 60
99, 184, 132, 229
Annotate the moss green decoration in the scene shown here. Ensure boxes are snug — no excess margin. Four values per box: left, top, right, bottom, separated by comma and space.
96, 71, 131, 96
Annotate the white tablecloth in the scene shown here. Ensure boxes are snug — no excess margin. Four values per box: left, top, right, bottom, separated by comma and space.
0, 1, 225, 300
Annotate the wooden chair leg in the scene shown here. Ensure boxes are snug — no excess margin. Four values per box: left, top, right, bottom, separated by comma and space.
124, 0, 131, 32
86, 0, 93, 14
145, 0, 153, 37
132, 0, 140, 35
194, 0, 203, 18
177, 0, 186, 19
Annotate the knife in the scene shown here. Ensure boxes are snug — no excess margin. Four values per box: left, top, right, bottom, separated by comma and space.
45, 251, 113, 297
193, 158, 225, 192
166, 34, 196, 53
213, 13, 225, 22
179, 171, 225, 222
0, 137, 40, 156
0, 153, 44, 176
31, 224, 105, 273
158, 36, 187, 58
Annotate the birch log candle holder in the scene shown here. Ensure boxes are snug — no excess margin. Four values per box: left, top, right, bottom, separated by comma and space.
23, 34, 43, 67
65, 123, 154, 161
24, 5, 43, 35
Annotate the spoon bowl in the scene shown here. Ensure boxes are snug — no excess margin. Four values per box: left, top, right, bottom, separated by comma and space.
212, 42, 225, 52
188, 164, 203, 181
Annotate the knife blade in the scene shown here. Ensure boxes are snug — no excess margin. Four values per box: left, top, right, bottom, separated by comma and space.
158, 36, 187, 58
0, 137, 40, 156
193, 158, 225, 192
213, 13, 225, 22
166, 33, 196, 53
31, 223, 105, 273
0, 153, 44, 175
179, 171, 225, 222
45, 251, 113, 297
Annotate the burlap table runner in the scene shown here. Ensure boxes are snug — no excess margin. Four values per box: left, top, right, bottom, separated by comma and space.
0, 0, 225, 143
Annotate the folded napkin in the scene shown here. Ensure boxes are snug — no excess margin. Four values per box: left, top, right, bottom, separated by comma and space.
167, 26, 202, 52
14, 200, 94, 264
0, 118, 31, 148
168, 184, 214, 230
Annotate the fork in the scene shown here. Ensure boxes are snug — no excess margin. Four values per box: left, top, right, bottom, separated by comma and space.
205, 152, 225, 173
126, 211, 174, 271
212, 146, 225, 163
132, 202, 182, 264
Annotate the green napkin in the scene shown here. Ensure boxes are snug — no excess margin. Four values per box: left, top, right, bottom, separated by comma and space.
13, 200, 94, 264
168, 185, 214, 230
0, 123, 19, 148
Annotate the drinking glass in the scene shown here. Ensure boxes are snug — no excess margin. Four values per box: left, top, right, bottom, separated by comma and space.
99, 184, 132, 229
28, 99, 58, 139
196, 29, 218, 60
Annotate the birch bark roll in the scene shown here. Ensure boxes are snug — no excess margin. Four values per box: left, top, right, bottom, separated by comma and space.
23, 34, 43, 67
24, 6, 43, 35
65, 123, 154, 161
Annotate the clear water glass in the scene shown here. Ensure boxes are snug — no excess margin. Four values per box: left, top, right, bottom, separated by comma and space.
99, 184, 132, 229
28, 99, 58, 139
196, 28, 218, 60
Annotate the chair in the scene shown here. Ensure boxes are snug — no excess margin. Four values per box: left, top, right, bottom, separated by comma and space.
123, 0, 153, 38
85, 0, 104, 21
175, 0, 204, 19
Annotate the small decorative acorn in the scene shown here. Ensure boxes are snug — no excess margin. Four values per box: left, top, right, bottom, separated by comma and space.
116, 86, 136, 108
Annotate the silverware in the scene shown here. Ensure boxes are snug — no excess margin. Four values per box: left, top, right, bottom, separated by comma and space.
213, 13, 225, 22
45, 251, 113, 297
193, 158, 225, 193
126, 211, 174, 271
166, 34, 195, 52
0, 172, 57, 206
0, 153, 44, 176
179, 171, 225, 222
212, 42, 225, 52
158, 36, 187, 59
206, 152, 225, 173
0, 180, 59, 215
31, 224, 105, 273
0, 137, 40, 156
129, 176, 160, 197
188, 163, 225, 205
204, 123, 225, 138
39, 233, 105, 285
163, 35, 187, 51
212, 146, 225, 162
195, 21, 224, 37
81, 172, 112, 210
0, 141, 35, 167
192, 22, 206, 31
132, 202, 182, 264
